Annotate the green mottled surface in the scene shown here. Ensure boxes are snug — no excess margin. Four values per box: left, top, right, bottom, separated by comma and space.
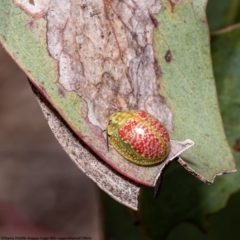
154, 0, 235, 181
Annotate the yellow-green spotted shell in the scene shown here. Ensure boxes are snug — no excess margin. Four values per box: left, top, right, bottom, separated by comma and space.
107, 110, 170, 166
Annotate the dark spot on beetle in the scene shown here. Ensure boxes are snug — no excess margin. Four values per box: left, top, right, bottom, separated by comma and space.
81, 4, 87, 9
164, 50, 172, 63
234, 139, 240, 151
101, 34, 104, 39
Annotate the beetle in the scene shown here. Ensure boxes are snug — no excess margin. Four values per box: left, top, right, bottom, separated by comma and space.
107, 110, 170, 165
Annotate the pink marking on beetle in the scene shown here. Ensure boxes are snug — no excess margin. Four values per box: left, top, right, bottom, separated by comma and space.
118, 119, 164, 158
136, 110, 169, 143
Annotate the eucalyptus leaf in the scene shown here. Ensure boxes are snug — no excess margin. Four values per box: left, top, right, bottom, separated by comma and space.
0, 0, 237, 214
154, 0, 236, 182
0, 0, 193, 188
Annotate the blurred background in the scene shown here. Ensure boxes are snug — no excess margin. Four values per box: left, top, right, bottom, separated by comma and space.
0, 45, 102, 237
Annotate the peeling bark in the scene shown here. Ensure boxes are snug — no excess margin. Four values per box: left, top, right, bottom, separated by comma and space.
46, 0, 173, 131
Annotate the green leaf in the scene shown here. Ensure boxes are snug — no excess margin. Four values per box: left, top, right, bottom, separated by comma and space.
154, 0, 235, 182
207, 0, 240, 32
167, 191, 240, 240
167, 223, 207, 240
212, 26, 240, 147
0, 0, 236, 214
0, 0, 193, 188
